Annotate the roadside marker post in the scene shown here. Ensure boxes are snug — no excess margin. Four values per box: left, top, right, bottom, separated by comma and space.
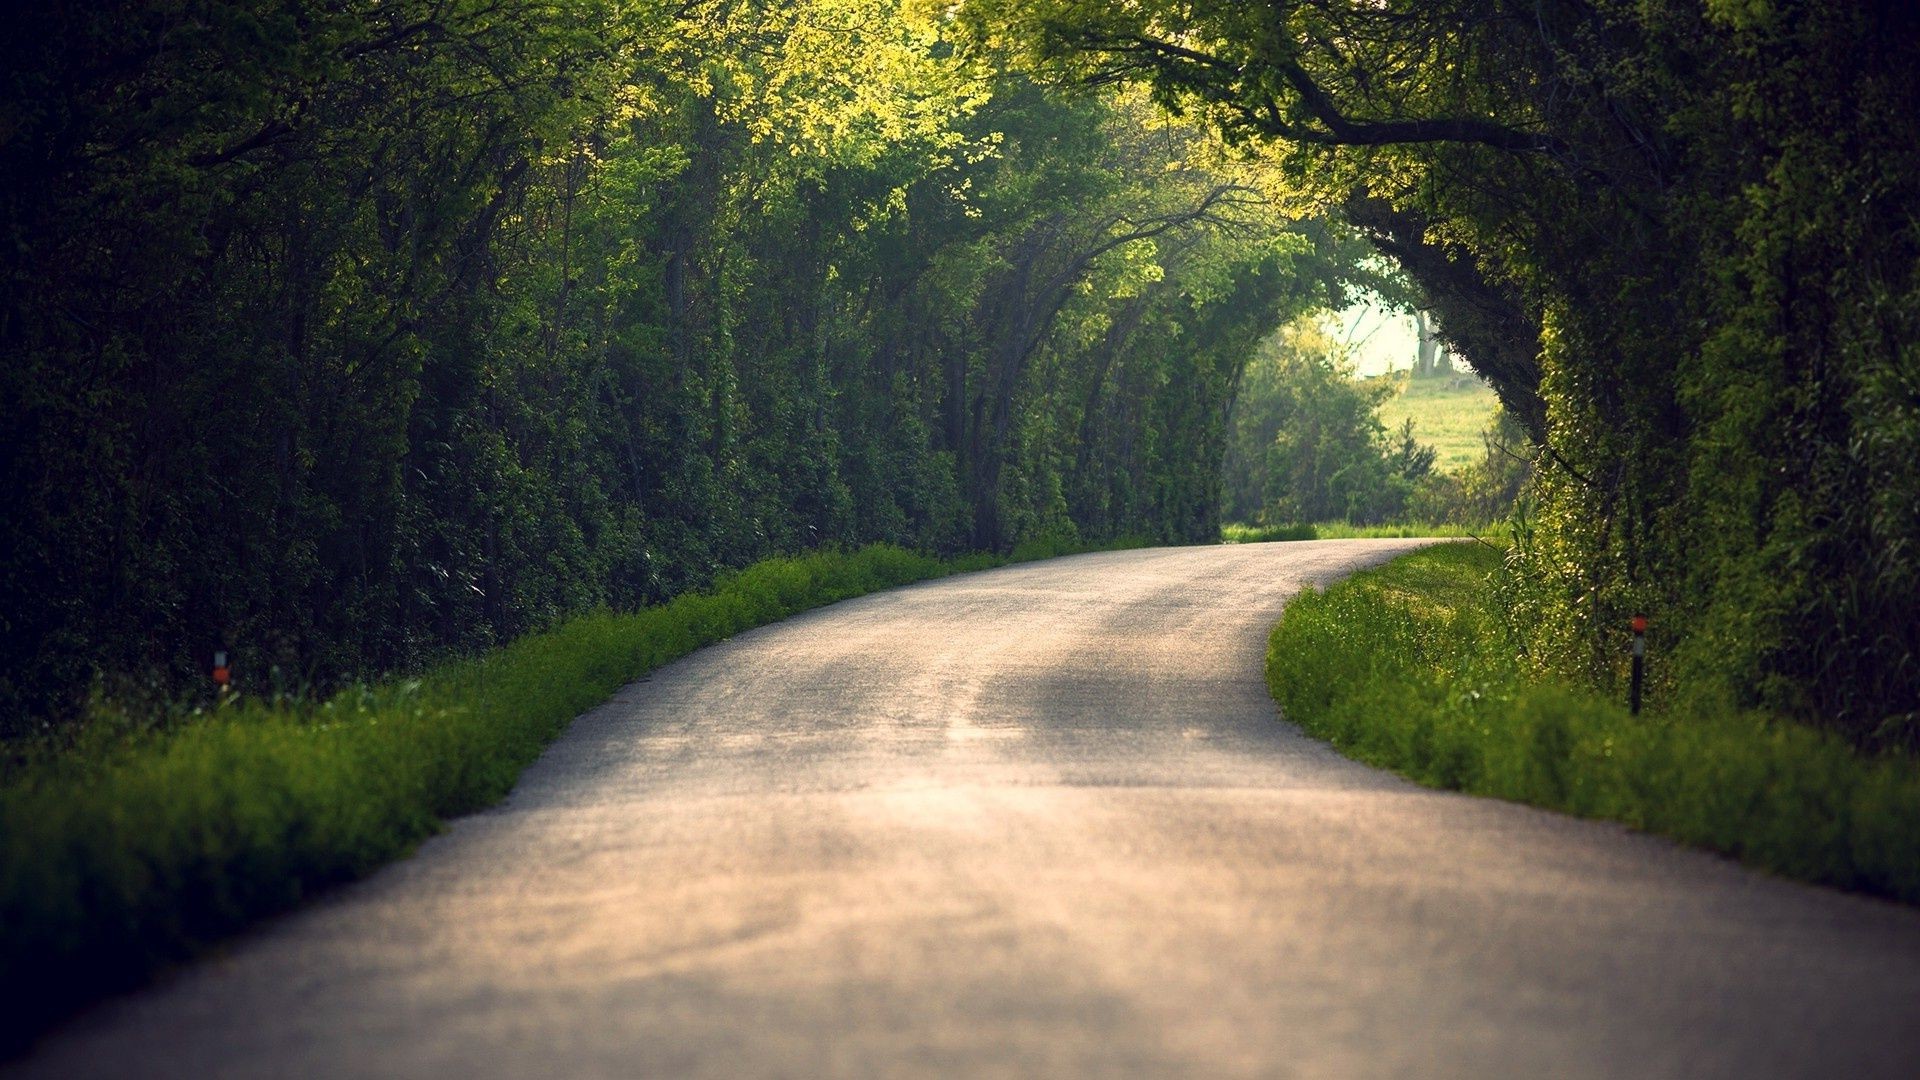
1629, 616, 1646, 715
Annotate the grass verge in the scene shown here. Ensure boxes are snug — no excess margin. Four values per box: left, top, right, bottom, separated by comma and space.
1222, 521, 1480, 543
0, 540, 1130, 1051
1267, 542, 1920, 903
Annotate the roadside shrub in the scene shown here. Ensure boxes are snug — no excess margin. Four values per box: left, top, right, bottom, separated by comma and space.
1268, 542, 1920, 904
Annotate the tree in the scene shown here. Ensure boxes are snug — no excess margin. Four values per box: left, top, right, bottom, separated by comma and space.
0, 0, 1364, 734
1222, 317, 1421, 526
1412, 312, 1449, 380
963, 0, 1920, 740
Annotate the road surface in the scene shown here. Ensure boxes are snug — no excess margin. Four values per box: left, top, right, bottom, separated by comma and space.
12, 541, 1920, 1078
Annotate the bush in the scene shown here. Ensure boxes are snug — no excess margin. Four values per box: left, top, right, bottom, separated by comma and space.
1268, 542, 1920, 903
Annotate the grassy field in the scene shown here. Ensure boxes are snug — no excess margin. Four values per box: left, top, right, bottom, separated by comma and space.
1266, 543, 1920, 903
1373, 372, 1500, 472
0, 538, 1145, 1050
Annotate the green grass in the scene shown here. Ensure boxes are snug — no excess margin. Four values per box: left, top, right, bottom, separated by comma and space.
1374, 372, 1500, 472
1222, 521, 1480, 543
0, 540, 1141, 1050
1267, 542, 1920, 902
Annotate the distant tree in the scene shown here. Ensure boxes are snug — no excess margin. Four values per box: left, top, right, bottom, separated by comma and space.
1412, 312, 1450, 379
1221, 317, 1418, 526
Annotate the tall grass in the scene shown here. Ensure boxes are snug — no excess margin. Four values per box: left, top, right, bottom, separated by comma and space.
0, 542, 1068, 1050
1267, 542, 1920, 902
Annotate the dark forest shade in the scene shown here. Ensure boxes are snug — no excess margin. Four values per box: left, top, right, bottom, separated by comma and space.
0, 2, 1355, 735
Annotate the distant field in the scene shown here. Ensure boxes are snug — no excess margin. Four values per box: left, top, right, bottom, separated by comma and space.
1373, 373, 1499, 473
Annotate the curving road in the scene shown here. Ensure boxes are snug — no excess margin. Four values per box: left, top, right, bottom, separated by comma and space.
13, 541, 1920, 1079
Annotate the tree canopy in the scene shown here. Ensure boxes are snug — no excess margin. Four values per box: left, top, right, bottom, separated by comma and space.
4, 0, 1913, 743
960, 0, 1920, 741
0, 0, 1372, 734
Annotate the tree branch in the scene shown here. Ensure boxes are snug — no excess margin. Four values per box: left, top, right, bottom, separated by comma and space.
1081, 31, 1569, 156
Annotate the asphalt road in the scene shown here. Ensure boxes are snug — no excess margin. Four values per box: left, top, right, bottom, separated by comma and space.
13, 541, 1920, 1079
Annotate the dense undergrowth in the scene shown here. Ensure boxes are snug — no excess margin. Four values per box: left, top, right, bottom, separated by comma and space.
1267, 543, 1920, 903
0, 540, 1131, 1051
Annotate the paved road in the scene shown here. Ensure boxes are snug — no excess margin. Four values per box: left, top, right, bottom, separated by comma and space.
13, 541, 1920, 1079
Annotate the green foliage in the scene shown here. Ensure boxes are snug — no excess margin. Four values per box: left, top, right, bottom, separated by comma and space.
0, 540, 1133, 1050
1402, 407, 1534, 528
0, 1, 1374, 739
1268, 543, 1920, 904
1221, 317, 1423, 525
978, 0, 1920, 742
1219, 315, 1523, 530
